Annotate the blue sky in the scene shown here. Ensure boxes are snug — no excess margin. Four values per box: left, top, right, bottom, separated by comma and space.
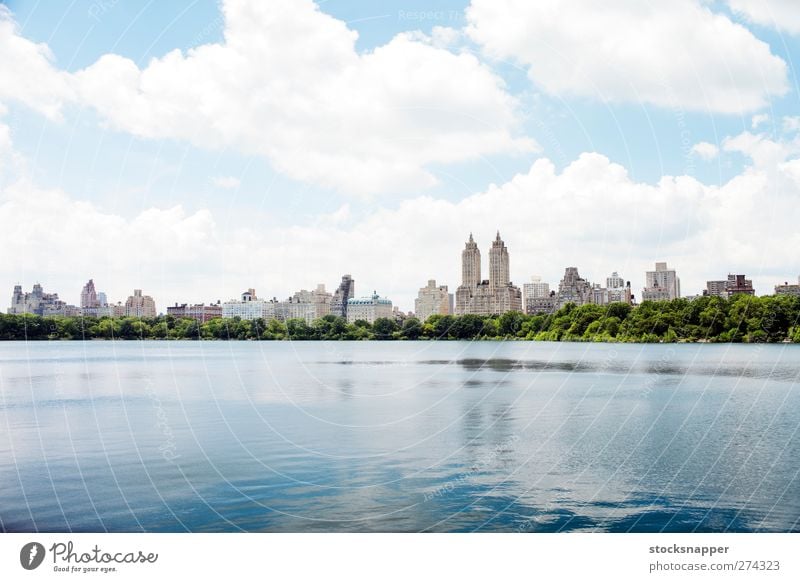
1, 0, 800, 310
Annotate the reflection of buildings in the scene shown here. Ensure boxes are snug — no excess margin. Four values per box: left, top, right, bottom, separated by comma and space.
705, 274, 755, 297
642, 262, 680, 302
454, 232, 522, 315
415, 279, 452, 322
8, 283, 79, 316
330, 275, 355, 319
775, 277, 800, 297
346, 291, 393, 324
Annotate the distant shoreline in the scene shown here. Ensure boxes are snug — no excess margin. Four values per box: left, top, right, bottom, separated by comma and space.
2, 293, 799, 343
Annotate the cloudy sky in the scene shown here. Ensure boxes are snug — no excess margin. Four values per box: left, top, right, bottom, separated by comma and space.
1, 0, 799, 311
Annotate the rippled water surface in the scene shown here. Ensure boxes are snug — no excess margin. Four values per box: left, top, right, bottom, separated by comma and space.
1, 340, 799, 532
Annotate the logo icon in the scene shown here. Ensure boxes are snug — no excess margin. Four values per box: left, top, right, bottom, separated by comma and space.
20, 542, 46, 570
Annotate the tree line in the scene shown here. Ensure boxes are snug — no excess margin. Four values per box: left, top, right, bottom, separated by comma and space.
1, 294, 799, 343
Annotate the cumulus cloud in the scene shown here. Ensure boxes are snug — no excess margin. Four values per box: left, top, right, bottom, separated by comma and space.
691, 142, 720, 160
752, 113, 769, 129
0, 179, 227, 308
728, 0, 800, 35
782, 116, 800, 133
71, 0, 533, 196
466, 0, 788, 114
4, 130, 799, 310
0, 6, 74, 120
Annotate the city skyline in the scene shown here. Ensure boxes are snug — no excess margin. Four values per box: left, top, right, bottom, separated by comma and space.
7, 235, 799, 315
1, 1, 800, 320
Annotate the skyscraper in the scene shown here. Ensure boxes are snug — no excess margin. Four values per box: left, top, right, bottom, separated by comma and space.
461, 233, 481, 288
454, 232, 522, 315
80, 279, 99, 309
488, 231, 510, 289
556, 267, 592, 308
330, 274, 355, 319
642, 262, 680, 301
124, 289, 157, 317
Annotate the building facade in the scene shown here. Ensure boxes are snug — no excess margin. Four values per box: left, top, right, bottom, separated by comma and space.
124, 289, 157, 317
605, 271, 633, 304
775, 277, 800, 297
555, 267, 593, 308
415, 279, 453, 322
8, 284, 73, 316
80, 279, 98, 309
454, 232, 523, 315
222, 289, 270, 320
79, 279, 114, 317
523, 276, 551, 315
705, 274, 755, 298
167, 302, 223, 322
642, 262, 680, 302
346, 292, 393, 324
292, 284, 332, 318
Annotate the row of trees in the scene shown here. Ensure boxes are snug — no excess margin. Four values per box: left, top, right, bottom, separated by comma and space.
1, 294, 799, 342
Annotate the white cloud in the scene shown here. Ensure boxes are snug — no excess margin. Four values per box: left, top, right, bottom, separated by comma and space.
782, 116, 800, 133
5, 131, 799, 310
212, 176, 241, 189
691, 142, 720, 160
466, 0, 788, 114
72, 0, 534, 196
752, 113, 769, 128
0, 179, 226, 307
722, 130, 794, 169
728, 0, 800, 34
0, 6, 74, 120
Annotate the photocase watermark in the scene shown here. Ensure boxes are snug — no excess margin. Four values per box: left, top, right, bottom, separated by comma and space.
143, 379, 179, 461
20, 542, 46, 570
397, 9, 461, 22
18, 540, 160, 574
87, 0, 120, 22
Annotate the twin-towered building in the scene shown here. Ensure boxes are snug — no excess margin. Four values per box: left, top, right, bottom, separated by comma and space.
8, 283, 76, 316
454, 232, 523, 316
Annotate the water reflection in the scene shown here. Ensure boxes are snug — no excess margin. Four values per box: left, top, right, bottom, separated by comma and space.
0, 341, 798, 532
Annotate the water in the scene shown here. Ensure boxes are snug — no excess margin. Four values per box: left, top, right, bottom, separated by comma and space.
1, 340, 798, 533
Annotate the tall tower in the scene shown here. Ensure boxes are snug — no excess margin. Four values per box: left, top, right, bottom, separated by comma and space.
461, 233, 481, 287
330, 274, 355, 318
80, 279, 98, 309
489, 231, 510, 289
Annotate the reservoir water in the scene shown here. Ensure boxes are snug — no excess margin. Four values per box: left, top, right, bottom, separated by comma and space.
1, 340, 798, 532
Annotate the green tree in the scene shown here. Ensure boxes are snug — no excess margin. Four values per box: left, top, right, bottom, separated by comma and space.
400, 317, 422, 340
372, 317, 399, 340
